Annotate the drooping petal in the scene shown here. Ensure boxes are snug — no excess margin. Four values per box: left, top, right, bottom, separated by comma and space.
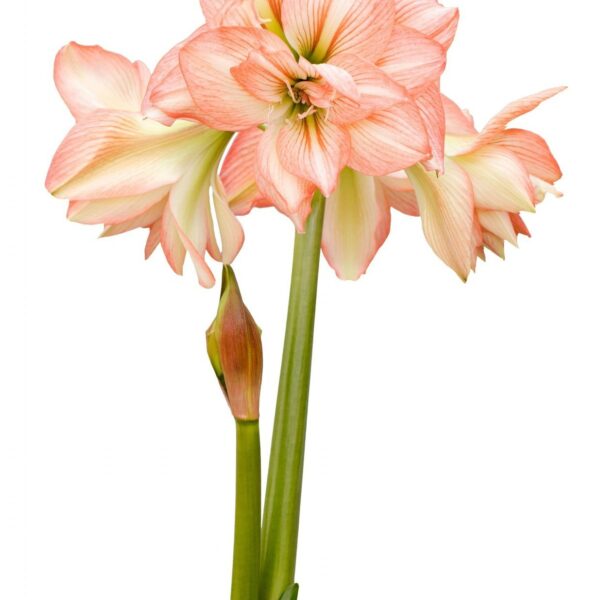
394, 0, 459, 50
168, 156, 218, 288
494, 128, 562, 184
54, 43, 149, 120
406, 161, 475, 281
347, 102, 430, 176
376, 173, 419, 216
67, 187, 169, 224
414, 82, 445, 171
477, 210, 518, 246
180, 27, 289, 130
442, 95, 477, 135
281, 0, 395, 63
211, 173, 246, 264
46, 112, 228, 200
452, 146, 536, 212
221, 129, 266, 215
277, 112, 350, 197
510, 213, 531, 238
200, 0, 262, 27
145, 220, 163, 259
377, 25, 446, 92
322, 168, 391, 280
256, 126, 316, 229
100, 199, 167, 237
161, 205, 187, 275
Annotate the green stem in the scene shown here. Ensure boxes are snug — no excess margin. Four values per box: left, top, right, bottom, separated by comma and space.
232, 420, 261, 600
260, 193, 326, 600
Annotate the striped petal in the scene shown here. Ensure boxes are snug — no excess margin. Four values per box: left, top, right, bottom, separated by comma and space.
180, 27, 289, 130
377, 174, 419, 216
377, 25, 446, 92
414, 82, 445, 172
54, 43, 149, 120
199, 0, 262, 27
452, 146, 536, 212
406, 161, 475, 281
46, 111, 226, 200
394, 0, 459, 50
347, 102, 430, 176
277, 112, 350, 197
281, 0, 395, 63
322, 168, 391, 280
257, 126, 316, 230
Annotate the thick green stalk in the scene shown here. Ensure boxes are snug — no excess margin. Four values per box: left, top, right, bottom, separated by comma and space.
231, 420, 261, 600
260, 193, 326, 600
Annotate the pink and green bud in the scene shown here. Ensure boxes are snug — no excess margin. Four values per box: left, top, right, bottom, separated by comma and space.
206, 266, 263, 421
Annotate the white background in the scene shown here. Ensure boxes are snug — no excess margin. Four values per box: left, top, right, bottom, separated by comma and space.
4, 0, 600, 598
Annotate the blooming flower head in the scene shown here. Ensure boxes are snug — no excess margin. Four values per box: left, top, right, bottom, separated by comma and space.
46, 42, 246, 288
402, 88, 565, 280
152, 0, 458, 229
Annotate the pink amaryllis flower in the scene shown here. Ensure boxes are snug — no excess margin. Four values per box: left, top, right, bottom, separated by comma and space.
151, 0, 458, 229
45, 42, 246, 288
398, 87, 565, 280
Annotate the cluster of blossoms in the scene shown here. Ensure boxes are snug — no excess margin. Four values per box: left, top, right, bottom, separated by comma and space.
46, 0, 563, 285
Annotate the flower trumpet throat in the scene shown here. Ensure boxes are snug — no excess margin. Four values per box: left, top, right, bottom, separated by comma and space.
206, 265, 263, 421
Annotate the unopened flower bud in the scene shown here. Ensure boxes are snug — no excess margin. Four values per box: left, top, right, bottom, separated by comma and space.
206, 266, 263, 421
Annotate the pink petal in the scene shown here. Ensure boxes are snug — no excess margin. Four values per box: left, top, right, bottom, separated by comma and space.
347, 102, 430, 176
67, 187, 170, 224
145, 220, 163, 259
414, 82, 445, 172
221, 129, 266, 215
452, 146, 536, 212
281, 0, 395, 63
46, 111, 226, 200
144, 28, 206, 123
442, 95, 477, 135
376, 174, 419, 216
322, 168, 391, 280
394, 0, 459, 50
510, 213, 531, 238
277, 112, 350, 197
180, 27, 288, 130
406, 161, 475, 281
211, 174, 246, 264
256, 0, 283, 22
101, 200, 167, 237
54, 42, 149, 120
256, 126, 316, 230
477, 210, 518, 246
494, 128, 562, 184
377, 25, 446, 92
231, 49, 301, 104
161, 205, 187, 275
328, 54, 407, 123
200, 0, 262, 27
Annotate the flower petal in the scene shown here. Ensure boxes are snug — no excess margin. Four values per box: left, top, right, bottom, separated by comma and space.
477, 210, 518, 246
54, 42, 149, 120
180, 27, 288, 130
441, 95, 477, 135
376, 173, 419, 216
211, 174, 246, 264
328, 54, 407, 123
277, 112, 350, 196
144, 28, 206, 124
281, 0, 395, 63
46, 112, 227, 200
322, 168, 391, 280
200, 0, 262, 27
494, 128, 562, 184
394, 0, 459, 50
414, 82, 445, 171
161, 205, 187, 275
221, 129, 266, 215
347, 102, 430, 176
452, 146, 536, 212
257, 126, 316, 229
100, 200, 167, 237
406, 161, 475, 281
377, 25, 446, 92
67, 187, 170, 224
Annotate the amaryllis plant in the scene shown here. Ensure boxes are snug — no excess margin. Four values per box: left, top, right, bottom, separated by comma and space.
46, 1, 564, 598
